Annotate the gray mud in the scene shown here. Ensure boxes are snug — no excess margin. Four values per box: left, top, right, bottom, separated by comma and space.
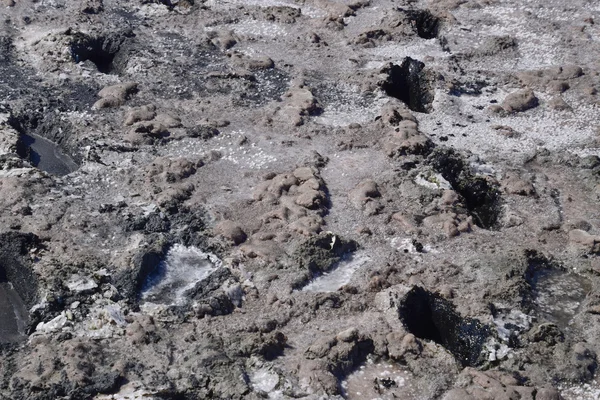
1, 0, 600, 399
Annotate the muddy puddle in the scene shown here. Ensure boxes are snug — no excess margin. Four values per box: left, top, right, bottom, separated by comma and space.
141, 244, 220, 306
18, 133, 78, 176
0, 282, 29, 343
529, 269, 591, 329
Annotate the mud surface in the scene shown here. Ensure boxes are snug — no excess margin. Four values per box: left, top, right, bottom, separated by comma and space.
1, 0, 600, 399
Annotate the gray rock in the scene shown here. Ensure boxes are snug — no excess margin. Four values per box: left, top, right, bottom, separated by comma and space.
501, 89, 539, 112
215, 220, 247, 245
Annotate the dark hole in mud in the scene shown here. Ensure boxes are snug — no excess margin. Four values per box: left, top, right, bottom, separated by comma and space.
524, 253, 591, 329
429, 148, 501, 229
399, 287, 490, 367
71, 38, 116, 73
156, 0, 191, 8
130, 248, 166, 302
380, 58, 433, 113
403, 9, 440, 39
69, 31, 132, 74
459, 178, 500, 229
16, 132, 78, 176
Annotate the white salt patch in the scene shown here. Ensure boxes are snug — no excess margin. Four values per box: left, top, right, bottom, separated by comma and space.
225, 21, 289, 38
313, 89, 387, 127
0, 167, 40, 178
390, 238, 435, 254
314, 109, 375, 126
492, 307, 532, 342
569, 148, 600, 158
135, 3, 170, 18
485, 338, 511, 362
420, 89, 599, 162
452, 5, 565, 69
94, 382, 157, 400
36, 312, 68, 333
251, 368, 280, 393
205, 0, 325, 18
415, 172, 452, 190
302, 254, 370, 292
66, 275, 98, 294
471, 162, 497, 177
560, 381, 600, 400
167, 130, 277, 170
78, 303, 128, 338
142, 244, 221, 305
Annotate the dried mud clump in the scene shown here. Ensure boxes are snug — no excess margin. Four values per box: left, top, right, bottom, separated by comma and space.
291, 232, 358, 289
402, 8, 441, 39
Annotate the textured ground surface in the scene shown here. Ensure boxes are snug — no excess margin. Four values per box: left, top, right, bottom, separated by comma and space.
1, 0, 600, 399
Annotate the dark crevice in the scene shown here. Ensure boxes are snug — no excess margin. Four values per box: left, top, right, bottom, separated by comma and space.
112, 238, 169, 304
69, 30, 133, 74
380, 58, 434, 113
402, 8, 440, 39
399, 287, 490, 367
428, 147, 501, 229
0, 36, 13, 64
15, 133, 39, 166
550, 188, 564, 224
134, 246, 169, 301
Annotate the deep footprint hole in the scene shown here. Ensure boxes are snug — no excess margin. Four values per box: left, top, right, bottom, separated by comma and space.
399, 287, 490, 367
69, 32, 131, 74
380, 57, 434, 113
428, 148, 502, 229
459, 178, 501, 229
404, 9, 440, 39
71, 38, 115, 73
